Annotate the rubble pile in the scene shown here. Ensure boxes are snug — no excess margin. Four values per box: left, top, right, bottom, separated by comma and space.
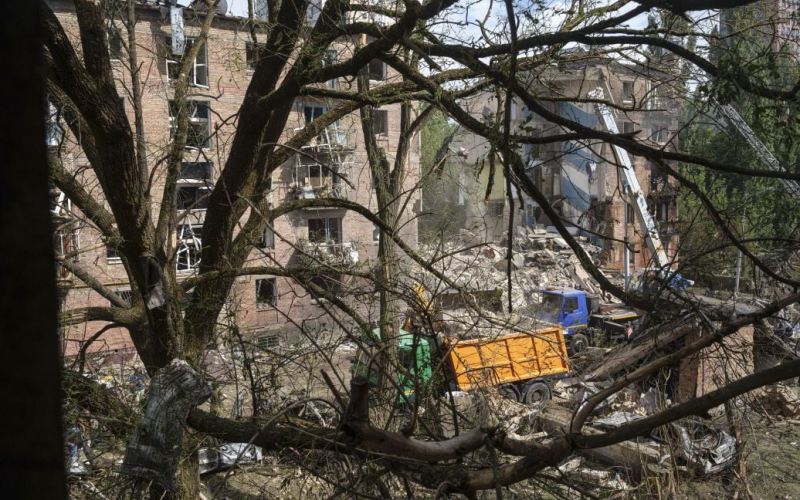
418, 227, 609, 334
760, 384, 800, 418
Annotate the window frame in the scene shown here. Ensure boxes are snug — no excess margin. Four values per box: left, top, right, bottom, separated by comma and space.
166, 37, 209, 88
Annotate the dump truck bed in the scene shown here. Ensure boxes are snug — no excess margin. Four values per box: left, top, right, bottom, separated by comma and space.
444, 327, 569, 391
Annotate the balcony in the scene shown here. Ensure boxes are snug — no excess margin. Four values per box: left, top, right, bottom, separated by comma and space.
292, 161, 351, 206
296, 240, 359, 266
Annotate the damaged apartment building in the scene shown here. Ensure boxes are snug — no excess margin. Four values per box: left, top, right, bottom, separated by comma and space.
448, 55, 682, 272
48, 0, 419, 356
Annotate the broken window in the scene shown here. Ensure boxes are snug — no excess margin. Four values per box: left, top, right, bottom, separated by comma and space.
622, 81, 634, 102
372, 109, 388, 136
176, 224, 203, 272
108, 27, 123, 60
169, 101, 211, 149
308, 217, 342, 244
166, 37, 208, 87
259, 226, 275, 249
322, 50, 338, 90
245, 42, 265, 71
255, 278, 277, 307
362, 59, 386, 81
177, 162, 212, 210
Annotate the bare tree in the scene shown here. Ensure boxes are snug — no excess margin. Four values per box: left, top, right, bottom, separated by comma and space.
43, 0, 800, 497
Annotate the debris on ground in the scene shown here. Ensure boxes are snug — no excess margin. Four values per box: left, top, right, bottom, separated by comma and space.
760, 384, 800, 418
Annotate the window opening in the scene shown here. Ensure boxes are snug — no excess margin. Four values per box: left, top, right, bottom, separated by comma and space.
245, 42, 265, 71
311, 273, 342, 298
259, 226, 275, 249
362, 59, 386, 81
622, 121, 635, 134
256, 278, 277, 307
322, 50, 338, 89
623, 81, 634, 102
308, 217, 342, 244
108, 27, 123, 60
372, 109, 388, 136
169, 101, 211, 149
177, 162, 212, 210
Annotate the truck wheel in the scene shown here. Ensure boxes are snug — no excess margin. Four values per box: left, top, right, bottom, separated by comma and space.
569, 333, 590, 355
500, 384, 521, 402
523, 382, 551, 408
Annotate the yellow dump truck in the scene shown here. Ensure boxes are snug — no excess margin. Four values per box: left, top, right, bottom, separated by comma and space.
443, 326, 570, 406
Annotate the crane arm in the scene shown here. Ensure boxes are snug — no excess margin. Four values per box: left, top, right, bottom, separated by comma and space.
588, 87, 672, 270
713, 100, 800, 201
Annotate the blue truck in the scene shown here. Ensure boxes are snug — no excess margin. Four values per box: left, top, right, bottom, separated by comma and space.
532, 287, 642, 355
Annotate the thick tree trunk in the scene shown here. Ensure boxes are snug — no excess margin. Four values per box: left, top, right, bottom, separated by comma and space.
0, 1, 67, 497
120, 360, 211, 494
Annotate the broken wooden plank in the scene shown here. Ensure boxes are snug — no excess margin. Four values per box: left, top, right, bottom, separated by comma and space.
586, 316, 701, 381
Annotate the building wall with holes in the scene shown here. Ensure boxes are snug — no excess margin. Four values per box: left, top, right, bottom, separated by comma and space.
448, 58, 681, 273
49, 2, 420, 355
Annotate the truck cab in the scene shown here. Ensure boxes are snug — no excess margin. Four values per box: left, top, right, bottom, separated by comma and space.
533, 287, 636, 355
534, 288, 593, 333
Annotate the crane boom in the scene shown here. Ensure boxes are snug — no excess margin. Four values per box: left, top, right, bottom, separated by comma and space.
713, 100, 800, 201
588, 87, 672, 270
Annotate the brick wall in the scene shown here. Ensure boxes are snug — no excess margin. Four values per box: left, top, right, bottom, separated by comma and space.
52, 3, 420, 355
678, 325, 754, 402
